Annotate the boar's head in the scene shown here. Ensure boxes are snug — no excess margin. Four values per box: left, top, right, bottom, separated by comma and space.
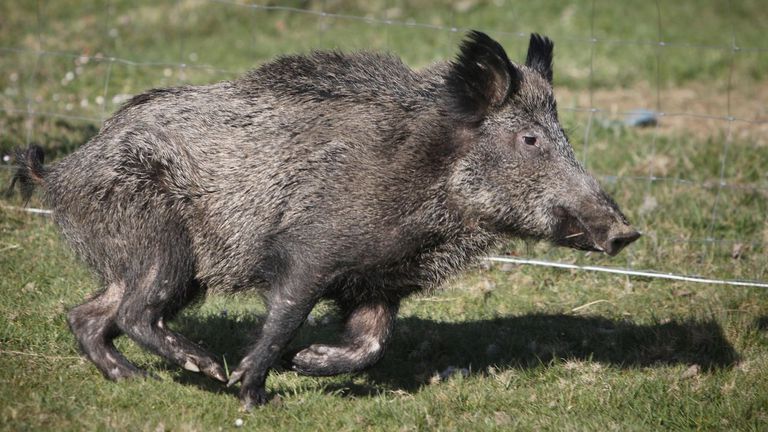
445, 31, 640, 256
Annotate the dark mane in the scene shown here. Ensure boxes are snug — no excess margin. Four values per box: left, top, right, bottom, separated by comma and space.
242, 51, 435, 104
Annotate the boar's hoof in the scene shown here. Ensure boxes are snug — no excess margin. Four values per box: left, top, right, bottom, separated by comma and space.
204, 363, 228, 383
182, 360, 200, 372
226, 369, 245, 387
181, 356, 227, 382
240, 386, 269, 411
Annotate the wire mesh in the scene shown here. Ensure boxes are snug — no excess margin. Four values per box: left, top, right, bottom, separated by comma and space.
1, 0, 766, 286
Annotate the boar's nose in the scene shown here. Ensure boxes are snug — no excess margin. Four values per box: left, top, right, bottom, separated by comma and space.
604, 228, 641, 256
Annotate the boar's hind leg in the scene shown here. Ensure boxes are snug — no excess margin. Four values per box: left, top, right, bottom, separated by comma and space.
68, 281, 144, 380
286, 299, 399, 376
114, 236, 226, 382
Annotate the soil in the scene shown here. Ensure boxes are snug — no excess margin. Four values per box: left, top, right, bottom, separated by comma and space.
556, 81, 768, 145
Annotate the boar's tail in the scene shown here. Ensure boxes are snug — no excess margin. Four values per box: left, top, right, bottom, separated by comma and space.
7, 145, 47, 203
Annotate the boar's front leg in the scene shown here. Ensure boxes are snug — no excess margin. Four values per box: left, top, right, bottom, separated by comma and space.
227, 265, 324, 410
285, 298, 399, 376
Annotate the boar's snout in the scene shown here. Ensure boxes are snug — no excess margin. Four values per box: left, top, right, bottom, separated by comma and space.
604, 224, 641, 256
553, 205, 640, 256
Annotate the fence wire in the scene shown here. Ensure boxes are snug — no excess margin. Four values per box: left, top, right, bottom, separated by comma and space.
1, 1, 766, 287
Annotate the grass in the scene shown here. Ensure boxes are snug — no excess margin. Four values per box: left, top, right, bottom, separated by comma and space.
1, 1, 768, 430
2, 213, 767, 430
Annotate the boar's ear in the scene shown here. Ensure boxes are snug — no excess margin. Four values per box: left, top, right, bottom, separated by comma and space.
525, 33, 554, 83
446, 31, 521, 120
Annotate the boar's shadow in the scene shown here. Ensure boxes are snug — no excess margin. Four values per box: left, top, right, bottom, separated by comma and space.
168, 309, 738, 397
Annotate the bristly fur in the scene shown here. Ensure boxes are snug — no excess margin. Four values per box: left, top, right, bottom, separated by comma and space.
21, 30, 637, 409
525, 33, 554, 83
446, 30, 521, 121
8, 144, 46, 204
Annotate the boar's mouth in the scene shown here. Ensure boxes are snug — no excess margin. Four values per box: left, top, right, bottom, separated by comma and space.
552, 206, 605, 253
551, 206, 641, 256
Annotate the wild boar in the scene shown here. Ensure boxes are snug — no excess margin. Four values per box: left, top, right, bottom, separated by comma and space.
13, 31, 639, 408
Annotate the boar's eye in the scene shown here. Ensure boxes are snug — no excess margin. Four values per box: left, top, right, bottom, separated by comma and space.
523, 135, 537, 146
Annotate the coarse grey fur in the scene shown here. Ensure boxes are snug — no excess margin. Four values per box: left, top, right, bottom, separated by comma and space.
12, 31, 639, 409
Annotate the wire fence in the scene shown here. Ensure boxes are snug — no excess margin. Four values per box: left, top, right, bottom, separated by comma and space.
1, 1, 766, 287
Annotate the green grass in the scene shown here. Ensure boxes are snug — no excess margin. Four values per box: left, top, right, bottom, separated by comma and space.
2, 1, 768, 430
2, 213, 767, 430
